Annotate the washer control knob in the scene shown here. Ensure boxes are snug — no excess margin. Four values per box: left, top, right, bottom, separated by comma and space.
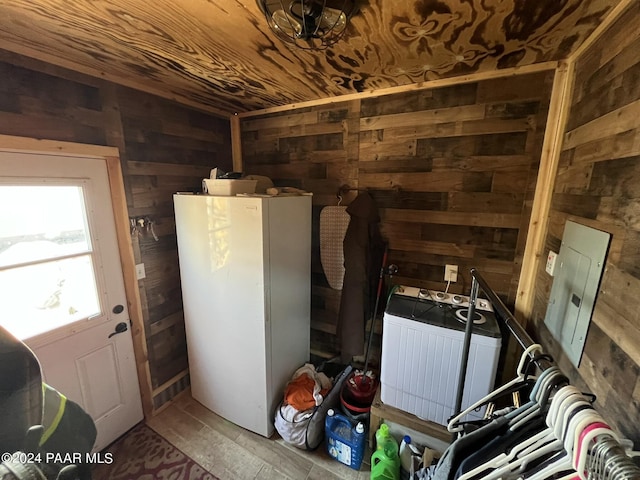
435, 291, 446, 300
418, 289, 429, 298
452, 295, 463, 304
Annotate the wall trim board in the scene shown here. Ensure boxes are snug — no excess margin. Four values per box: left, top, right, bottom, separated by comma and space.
567, 0, 637, 64
0, 134, 119, 158
151, 385, 191, 416
231, 115, 243, 172
515, 61, 575, 323
0, 48, 103, 88
104, 154, 155, 418
0, 134, 155, 418
152, 368, 190, 398
517, 0, 637, 325
0, 41, 229, 119
237, 61, 559, 119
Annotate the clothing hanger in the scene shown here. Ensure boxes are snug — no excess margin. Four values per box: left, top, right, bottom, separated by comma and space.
505, 366, 559, 425
602, 449, 630, 480
511, 385, 583, 459
547, 386, 582, 431
613, 460, 640, 480
554, 468, 580, 480
517, 394, 585, 462
456, 378, 622, 480
597, 437, 621, 479
573, 421, 623, 480
588, 436, 614, 479
447, 343, 543, 433
524, 386, 597, 465
552, 397, 594, 448
470, 390, 594, 480
507, 367, 568, 430
456, 380, 575, 480
574, 422, 613, 476
502, 410, 585, 480
523, 405, 605, 480
510, 390, 592, 469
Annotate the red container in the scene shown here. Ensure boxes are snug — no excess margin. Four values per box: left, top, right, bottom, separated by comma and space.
344, 372, 379, 403
341, 372, 379, 414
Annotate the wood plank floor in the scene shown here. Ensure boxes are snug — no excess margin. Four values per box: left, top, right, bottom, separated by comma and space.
145, 390, 372, 480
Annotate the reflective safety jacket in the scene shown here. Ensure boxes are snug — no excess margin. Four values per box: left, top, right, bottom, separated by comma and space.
40, 383, 96, 455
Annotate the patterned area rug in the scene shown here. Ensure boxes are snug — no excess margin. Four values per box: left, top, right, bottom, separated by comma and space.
92, 423, 218, 480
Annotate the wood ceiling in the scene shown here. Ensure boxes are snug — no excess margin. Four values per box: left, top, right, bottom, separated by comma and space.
0, 0, 621, 117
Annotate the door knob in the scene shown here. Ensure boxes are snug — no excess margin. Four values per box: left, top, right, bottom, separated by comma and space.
108, 322, 129, 338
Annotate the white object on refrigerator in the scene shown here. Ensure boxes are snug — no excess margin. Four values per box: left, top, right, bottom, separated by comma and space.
173, 193, 312, 437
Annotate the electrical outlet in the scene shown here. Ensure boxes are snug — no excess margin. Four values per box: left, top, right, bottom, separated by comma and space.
444, 264, 458, 282
135, 263, 146, 280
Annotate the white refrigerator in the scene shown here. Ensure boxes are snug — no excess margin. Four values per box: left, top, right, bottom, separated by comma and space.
173, 193, 312, 437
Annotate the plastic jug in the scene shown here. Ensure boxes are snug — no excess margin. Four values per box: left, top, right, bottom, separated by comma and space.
375, 423, 397, 452
325, 409, 366, 470
371, 423, 400, 480
371, 449, 401, 480
399, 435, 422, 479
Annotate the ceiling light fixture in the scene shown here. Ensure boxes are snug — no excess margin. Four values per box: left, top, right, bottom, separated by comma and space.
257, 0, 358, 49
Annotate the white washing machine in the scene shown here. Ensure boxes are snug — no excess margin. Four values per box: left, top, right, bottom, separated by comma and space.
380, 286, 502, 426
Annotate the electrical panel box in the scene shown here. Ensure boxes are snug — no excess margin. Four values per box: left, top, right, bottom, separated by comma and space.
544, 221, 610, 367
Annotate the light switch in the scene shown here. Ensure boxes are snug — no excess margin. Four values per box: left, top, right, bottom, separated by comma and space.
546, 251, 558, 276
136, 263, 146, 280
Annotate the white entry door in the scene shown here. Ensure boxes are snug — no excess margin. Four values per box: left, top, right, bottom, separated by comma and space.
0, 150, 143, 451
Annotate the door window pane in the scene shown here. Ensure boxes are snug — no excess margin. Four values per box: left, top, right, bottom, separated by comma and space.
0, 184, 101, 340
0, 255, 101, 340
0, 185, 91, 268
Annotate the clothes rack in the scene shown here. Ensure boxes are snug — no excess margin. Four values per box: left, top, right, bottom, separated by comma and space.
451, 268, 640, 479
454, 268, 554, 417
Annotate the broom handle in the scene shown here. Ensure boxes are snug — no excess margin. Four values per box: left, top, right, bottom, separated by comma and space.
362, 245, 388, 380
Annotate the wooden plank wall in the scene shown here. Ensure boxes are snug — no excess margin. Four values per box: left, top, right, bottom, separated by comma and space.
240, 71, 554, 360
528, 3, 640, 444
0, 50, 233, 411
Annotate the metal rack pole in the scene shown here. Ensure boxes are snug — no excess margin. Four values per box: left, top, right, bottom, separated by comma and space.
453, 268, 550, 421
457, 268, 640, 479
452, 276, 479, 421
469, 268, 553, 372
